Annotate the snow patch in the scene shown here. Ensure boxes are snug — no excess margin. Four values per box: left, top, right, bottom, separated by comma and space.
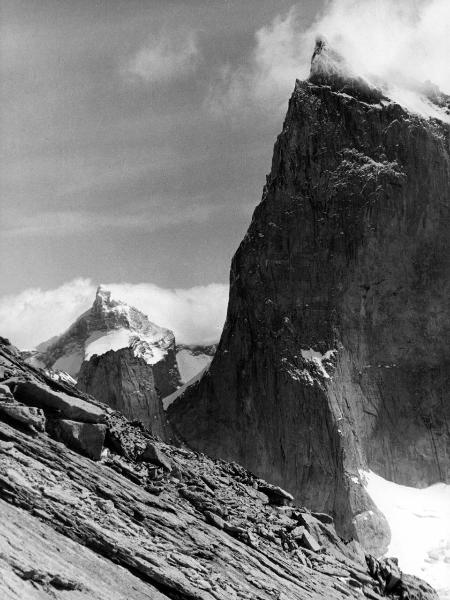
362, 470, 450, 599
301, 348, 336, 379
85, 329, 166, 365
176, 349, 212, 384
386, 85, 450, 124
52, 350, 84, 378
85, 330, 131, 361
44, 369, 77, 386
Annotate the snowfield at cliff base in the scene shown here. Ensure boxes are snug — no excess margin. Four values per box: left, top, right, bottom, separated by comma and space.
362, 471, 450, 599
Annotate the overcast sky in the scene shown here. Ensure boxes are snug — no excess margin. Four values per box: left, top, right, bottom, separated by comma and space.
1, 0, 448, 347
0, 0, 322, 296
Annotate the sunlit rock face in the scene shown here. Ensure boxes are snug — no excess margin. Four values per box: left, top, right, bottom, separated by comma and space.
169, 40, 450, 552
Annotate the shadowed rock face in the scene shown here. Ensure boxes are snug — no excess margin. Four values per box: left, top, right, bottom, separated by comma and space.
168, 42, 450, 550
77, 347, 172, 441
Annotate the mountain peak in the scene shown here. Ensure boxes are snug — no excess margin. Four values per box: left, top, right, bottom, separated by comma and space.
28, 288, 175, 378
308, 35, 383, 104
95, 285, 112, 304
309, 36, 350, 83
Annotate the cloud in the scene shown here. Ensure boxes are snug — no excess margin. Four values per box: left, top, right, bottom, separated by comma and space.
0, 279, 228, 349
127, 31, 199, 83
311, 0, 450, 93
206, 7, 310, 117
207, 0, 450, 118
2, 202, 218, 238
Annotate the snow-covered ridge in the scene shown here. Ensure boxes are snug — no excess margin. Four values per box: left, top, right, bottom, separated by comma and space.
361, 470, 450, 599
29, 286, 175, 378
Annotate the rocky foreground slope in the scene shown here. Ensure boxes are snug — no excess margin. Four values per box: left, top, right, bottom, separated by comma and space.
0, 337, 438, 600
168, 39, 450, 553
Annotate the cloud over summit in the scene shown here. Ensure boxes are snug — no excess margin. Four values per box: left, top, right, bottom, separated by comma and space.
0, 279, 228, 350
208, 0, 450, 119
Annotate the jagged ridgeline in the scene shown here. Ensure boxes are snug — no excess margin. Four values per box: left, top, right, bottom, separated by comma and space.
168, 38, 450, 554
25, 286, 215, 439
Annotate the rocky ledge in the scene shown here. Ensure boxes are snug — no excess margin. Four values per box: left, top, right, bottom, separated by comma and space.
0, 338, 438, 599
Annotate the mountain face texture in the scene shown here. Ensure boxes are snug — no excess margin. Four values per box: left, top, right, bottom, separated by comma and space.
168, 41, 450, 553
29, 287, 180, 438
76, 348, 172, 441
0, 338, 438, 600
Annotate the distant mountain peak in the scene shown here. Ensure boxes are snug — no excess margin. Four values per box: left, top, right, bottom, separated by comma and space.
27, 287, 175, 378
94, 284, 113, 306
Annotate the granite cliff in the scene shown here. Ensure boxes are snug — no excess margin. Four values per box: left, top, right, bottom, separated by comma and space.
168, 40, 450, 554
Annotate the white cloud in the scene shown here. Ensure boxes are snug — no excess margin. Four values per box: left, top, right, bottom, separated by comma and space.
207, 0, 450, 118
206, 7, 311, 117
0, 279, 228, 349
310, 0, 450, 93
127, 31, 199, 83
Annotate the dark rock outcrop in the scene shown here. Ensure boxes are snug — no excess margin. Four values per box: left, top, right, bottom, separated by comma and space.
0, 337, 438, 599
77, 347, 171, 441
168, 39, 450, 551
47, 419, 107, 460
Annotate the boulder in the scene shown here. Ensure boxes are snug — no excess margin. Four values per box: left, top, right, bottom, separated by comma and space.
298, 530, 321, 553
139, 442, 172, 472
13, 381, 106, 424
204, 510, 225, 530
48, 419, 106, 461
257, 481, 293, 506
0, 402, 45, 431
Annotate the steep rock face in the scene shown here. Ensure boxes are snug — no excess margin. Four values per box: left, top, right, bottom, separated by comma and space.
169, 42, 450, 551
0, 338, 438, 600
77, 347, 171, 440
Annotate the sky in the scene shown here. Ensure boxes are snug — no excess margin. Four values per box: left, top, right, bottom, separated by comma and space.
1, 0, 449, 348
0, 0, 321, 296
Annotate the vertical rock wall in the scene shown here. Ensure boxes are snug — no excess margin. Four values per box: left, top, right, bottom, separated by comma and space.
169, 68, 450, 550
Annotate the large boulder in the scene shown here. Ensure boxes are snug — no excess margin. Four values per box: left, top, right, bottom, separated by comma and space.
13, 381, 106, 424
47, 419, 106, 461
